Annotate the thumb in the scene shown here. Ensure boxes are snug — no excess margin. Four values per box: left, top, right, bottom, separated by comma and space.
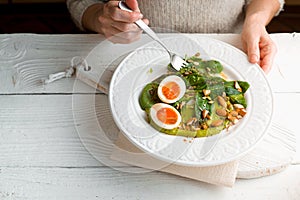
125, 0, 140, 12
247, 37, 260, 64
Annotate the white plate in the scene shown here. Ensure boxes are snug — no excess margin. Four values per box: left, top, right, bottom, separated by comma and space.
109, 35, 274, 166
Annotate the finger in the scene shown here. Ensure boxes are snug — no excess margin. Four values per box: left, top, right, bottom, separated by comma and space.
125, 0, 140, 12
246, 36, 260, 64
260, 46, 276, 73
260, 54, 273, 73
111, 21, 140, 32
142, 18, 149, 25
106, 1, 142, 23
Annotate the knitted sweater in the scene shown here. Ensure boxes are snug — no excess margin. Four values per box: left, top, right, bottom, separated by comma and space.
66, 0, 284, 33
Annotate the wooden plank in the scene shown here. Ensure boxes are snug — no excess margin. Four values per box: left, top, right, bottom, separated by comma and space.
0, 165, 299, 200
0, 34, 102, 94
0, 93, 298, 168
0, 94, 120, 167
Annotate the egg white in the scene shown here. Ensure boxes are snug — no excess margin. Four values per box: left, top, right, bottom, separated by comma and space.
150, 103, 181, 130
157, 75, 186, 104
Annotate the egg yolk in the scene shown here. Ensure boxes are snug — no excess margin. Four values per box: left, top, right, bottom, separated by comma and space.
156, 107, 178, 125
162, 81, 180, 100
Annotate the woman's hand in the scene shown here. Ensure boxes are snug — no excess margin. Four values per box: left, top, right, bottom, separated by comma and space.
241, 20, 277, 73
82, 0, 149, 43
242, 0, 281, 73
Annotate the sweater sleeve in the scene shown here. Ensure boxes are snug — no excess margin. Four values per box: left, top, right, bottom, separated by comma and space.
66, 0, 100, 31
245, 0, 285, 16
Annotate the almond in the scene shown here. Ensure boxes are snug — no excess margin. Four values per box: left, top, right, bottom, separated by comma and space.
217, 96, 227, 108
210, 120, 224, 127
216, 109, 227, 117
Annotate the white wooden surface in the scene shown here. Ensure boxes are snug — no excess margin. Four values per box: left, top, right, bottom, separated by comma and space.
0, 33, 299, 200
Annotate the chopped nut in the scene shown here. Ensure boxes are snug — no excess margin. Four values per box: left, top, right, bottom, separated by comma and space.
203, 89, 211, 96
238, 108, 247, 117
186, 117, 197, 126
186, 118, 194, 126
225, 122, 234, 131
187, 59, 193, 63
233, 104, 244, 109
234, 81, 242, 92
222, 92, 227, 98
236, 115, 243, 119
193, 61, 199, 66
216, 109, 227, 117
202, 110, 209, 119
211, 120, 224, 127
228, 115, 239, 124
217, 96, 227, 108
232, 118, 239, 124
195, 52, 200, 57
230, 110, 238, 117
179, 102, 186, 110
208, 100, 214, 104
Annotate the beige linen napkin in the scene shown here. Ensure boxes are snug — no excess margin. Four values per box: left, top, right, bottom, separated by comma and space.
110, 133, 239, 187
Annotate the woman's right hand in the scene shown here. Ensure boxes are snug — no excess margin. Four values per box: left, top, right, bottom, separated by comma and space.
82, 0, 149, 43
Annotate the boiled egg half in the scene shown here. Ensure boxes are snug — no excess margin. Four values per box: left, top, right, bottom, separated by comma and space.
150, 103, 181, 130
157, 75, 186, 104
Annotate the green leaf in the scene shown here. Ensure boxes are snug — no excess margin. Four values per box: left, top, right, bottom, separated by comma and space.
204, 60, 223, 74
238, 81, 250, 93
229, 94, 247, 108
225, 87, 241, 95
139, 83, 161, 110
224, 81, 250, 94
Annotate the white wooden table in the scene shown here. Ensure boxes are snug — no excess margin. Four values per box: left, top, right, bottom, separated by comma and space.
0, 33, 299, 200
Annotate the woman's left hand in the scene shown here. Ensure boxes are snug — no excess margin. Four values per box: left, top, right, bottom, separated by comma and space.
241, 21, 277, 73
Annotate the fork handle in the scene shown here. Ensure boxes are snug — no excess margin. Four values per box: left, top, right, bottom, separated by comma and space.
118, 1, 171, 54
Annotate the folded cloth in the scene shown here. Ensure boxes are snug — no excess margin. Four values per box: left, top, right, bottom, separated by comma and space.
110, 133, 239, 187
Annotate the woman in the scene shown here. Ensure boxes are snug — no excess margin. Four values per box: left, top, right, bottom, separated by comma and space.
66, 0, 284, 73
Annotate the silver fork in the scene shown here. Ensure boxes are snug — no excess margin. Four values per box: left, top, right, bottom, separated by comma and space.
118, 1, 188, 71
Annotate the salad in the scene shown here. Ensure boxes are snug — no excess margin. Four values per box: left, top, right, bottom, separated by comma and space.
139, 53, 250, 138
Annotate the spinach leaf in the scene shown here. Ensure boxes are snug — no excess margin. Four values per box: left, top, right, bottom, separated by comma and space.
184, 73, 207, 89
224, 81, 250, 93
205, 76, 225, 99
139, 83, 161, 110
204, 60, 223, 74
229, 94, 247, 108
238, 81, 250, 92
225, 87, 241, 95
